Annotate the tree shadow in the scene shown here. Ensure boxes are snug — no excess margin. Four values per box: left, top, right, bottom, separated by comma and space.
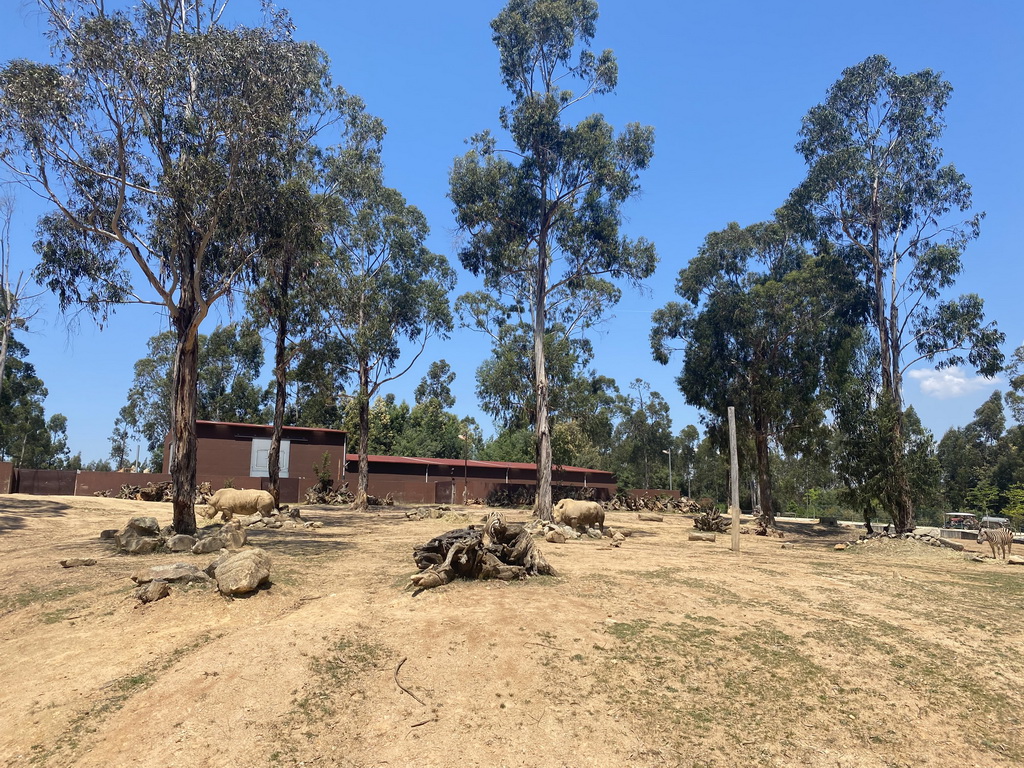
0, 496, 72, 534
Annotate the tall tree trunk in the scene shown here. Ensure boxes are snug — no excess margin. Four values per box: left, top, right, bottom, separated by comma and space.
753, 405, 776, 527
267, 257, 292, 510
354, 366, 370, 511
169, 321, 199, 535
533, 238, 552, 522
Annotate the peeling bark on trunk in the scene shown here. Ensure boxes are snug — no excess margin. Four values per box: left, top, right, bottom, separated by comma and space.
267, 258, 291, 510
354, 367, 370, 512
753, 406, 776, 528
169, 325, 199, 536
533, 237, 552, 523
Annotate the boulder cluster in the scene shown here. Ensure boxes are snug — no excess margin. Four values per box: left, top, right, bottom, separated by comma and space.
107, 512, 305, 602
526, 519, 629, 548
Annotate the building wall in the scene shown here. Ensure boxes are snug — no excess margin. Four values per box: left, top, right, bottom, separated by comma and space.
0, 462, 13, 494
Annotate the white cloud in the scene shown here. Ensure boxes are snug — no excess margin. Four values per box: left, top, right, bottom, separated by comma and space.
907, 367, 1002, 400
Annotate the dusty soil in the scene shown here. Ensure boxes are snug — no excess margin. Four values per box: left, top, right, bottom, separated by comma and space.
1, 494, 1021, 768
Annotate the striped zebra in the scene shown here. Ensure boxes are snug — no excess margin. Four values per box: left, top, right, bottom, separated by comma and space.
977, 527, 1014, 559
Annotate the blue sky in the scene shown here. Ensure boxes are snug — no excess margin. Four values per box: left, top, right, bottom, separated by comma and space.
2, 0, 1022, 463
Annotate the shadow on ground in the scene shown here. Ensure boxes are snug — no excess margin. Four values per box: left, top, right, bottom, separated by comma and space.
0, 496, 72, 534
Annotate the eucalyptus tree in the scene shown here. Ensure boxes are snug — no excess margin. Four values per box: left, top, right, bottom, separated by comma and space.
307, 123, 455, 510
0, 195, 43, 392
449, 0, 656, 520
247, 92, 374, 505
788, 55, 1003, 531
652, 220, 863, 525
0, 0, 337, 534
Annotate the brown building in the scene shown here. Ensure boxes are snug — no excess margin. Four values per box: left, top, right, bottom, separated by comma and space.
161, 420, 350, 502
4, 420, 617, 504
349, 454, 616, 505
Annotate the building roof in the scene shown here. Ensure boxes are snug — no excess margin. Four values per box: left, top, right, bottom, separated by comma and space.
196, 420, 346, 436
345, 453, 614, 477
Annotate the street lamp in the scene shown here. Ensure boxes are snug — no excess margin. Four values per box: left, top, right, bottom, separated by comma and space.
458, 434, 469, 504
662, 448, 672, 493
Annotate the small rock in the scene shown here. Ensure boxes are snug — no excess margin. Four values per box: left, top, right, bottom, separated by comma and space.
834, 543, 849, 551
134, 580, 171, 603
220, 520, 247, 550
99, 529, 118, 540
586, 527, 603, 539
59, 558, 97, 568
192, 535, 227, 555
236, 512, 264, 527
545, 530, 566, 544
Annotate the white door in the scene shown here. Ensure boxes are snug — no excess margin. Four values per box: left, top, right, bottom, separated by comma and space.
250, 439, 290, 478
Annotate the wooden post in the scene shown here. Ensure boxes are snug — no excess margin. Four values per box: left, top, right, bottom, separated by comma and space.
728, 406, 740, 552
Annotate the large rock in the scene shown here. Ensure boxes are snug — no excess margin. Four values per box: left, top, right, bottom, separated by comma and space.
114, 517, 163, 555
214, 548, 272, 596
165, 534, 197, 552
131, 562, 210, 585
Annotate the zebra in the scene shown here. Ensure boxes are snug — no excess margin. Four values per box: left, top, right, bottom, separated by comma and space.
977, 527, 1014, 559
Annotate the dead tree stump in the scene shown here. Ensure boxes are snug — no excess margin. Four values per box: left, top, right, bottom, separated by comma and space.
410, 516, 557, 591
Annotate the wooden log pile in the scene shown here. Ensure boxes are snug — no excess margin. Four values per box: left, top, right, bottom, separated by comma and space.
693, 506, 728, 532
409, 511, 557, 591
607, 494, 701, 514
303, 485, 355, 505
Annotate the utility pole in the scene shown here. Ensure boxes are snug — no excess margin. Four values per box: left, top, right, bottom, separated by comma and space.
662, 448, 672, 493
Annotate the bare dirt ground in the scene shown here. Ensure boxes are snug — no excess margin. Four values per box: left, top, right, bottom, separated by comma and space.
1, 493, 1021, 768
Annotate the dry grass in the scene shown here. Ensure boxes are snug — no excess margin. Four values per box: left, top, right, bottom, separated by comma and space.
0, 495, 1021, 768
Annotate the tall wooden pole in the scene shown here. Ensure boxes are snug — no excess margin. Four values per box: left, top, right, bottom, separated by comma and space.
728, 406, 740, 552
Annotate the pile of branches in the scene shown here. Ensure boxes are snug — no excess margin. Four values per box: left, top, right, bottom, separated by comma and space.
608, 494, 700, 514
366, 493, 395, 506
410, 510, 557, 591
693, 505, 729, 532
485, 485, 535, 507
484, 484, 599, 508
303, 485, 355, 505
93, 481, 213, 504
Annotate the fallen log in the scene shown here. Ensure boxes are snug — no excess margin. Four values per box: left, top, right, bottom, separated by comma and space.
688, 532, 716, 543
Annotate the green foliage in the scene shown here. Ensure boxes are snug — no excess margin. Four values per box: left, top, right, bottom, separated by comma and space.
610, 380, 672, 490
652, 218, 864, 520
0, 337, 71, 468
415, 360, 456, 409
965, 480, 999, 516
115, 325, 271, 468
